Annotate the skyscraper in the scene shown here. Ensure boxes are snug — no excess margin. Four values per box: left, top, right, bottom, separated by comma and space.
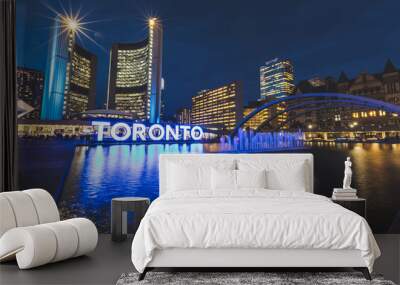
191, 81, 243, 132
107, 18, 163, 123
16, 67, 44, 119
260, 58, 295, 100
41, 14, 97, 120
63, 44, 97, 119
260, 58, 295, 128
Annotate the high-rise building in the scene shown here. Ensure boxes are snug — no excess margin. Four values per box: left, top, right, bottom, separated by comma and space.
41, 14, 97, 120
260, 58, 295, 100
175, 107, 191, 124
260, 58, 295, 128
63, 44, 97, 119
191, 81, 243, 132
243, 100, 270, 130
16, 67, 44, 119
107, 18, 163, 123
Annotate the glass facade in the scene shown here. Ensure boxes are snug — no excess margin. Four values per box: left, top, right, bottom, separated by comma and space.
70, 50, 92, 89
191, 82, 243, 131
243, 101, 270, 130
63, 44, 97, 119
115, 47, 148, 88
108, 18, 163, 123
115, 91, 147, 117
260, 58, 295, 100
260, 58, 295, 128
40, 15, 97, 120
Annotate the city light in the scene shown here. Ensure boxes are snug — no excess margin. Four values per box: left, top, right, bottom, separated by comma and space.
149, 18, 157, 27
192, 82, 242, 131
33, 3, 400, 137
42, 2, 105, 51
91, 121, 204, 142
62, 15, 81, 32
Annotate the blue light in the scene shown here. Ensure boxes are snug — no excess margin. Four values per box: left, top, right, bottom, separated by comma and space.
91, 121, 204, 143
41, 15, 70, 120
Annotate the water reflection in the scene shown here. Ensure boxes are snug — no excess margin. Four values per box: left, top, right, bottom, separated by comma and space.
55, 142, 400, 233
308, 142, 400, 233
58, 143, 206, 231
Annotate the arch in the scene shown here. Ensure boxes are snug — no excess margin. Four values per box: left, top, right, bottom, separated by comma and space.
270, 104, 374, 132
255, 99, 375, 132
233, 93, 400, 135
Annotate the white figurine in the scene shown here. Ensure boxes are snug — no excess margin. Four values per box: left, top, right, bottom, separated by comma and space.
342, 157, 353, 189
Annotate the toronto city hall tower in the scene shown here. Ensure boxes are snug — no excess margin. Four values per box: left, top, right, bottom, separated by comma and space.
107, 18, 163, 123
41, 14, 97, 120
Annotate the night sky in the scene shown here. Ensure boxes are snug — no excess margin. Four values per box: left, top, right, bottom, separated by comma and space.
16, 0, 400, 116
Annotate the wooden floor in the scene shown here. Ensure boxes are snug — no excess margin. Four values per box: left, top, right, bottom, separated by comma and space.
0, 234, 399, 285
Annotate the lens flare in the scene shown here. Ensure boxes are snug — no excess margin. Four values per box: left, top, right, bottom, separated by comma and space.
60, 14, 82, 33
149, 17, 157, 27
42, 2, 106, 52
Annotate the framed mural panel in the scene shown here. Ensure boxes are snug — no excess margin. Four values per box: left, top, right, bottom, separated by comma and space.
16, 0, 400, 234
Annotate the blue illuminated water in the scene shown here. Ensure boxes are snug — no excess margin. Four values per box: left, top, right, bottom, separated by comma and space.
18, 139, 400, 234
57, 143, 212, 231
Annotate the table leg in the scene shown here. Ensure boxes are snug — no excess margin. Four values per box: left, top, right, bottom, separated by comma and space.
122, 210, 127, 235
111, 202, 126, 242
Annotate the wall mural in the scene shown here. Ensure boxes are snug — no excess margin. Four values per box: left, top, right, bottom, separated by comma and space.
17, 0, 400, 233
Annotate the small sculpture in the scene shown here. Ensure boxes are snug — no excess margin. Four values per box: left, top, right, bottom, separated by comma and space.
342, 157, 353, 189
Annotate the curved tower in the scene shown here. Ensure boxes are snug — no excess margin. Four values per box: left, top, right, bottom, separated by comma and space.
41, 14, 97, 120
107, 18, 163, 123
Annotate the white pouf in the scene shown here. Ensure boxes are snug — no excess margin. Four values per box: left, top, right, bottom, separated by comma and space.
0, 189, 98, 269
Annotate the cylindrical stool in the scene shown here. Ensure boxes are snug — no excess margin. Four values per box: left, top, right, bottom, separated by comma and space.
111, 197, 150, 242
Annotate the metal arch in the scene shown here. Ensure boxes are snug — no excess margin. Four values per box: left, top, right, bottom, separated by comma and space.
254, 99, 375, 132
270, 104, 373, 132
233, 93, 400, 135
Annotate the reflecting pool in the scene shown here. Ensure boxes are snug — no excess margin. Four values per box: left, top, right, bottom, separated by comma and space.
18, 140, 400, 233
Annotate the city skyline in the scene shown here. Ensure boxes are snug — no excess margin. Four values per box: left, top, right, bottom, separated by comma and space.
12, 0, 400, 242
16, 8, 400, 134
17, 0, 400, 117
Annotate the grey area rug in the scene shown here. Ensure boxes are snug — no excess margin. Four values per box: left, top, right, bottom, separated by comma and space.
116, 272, 396, 285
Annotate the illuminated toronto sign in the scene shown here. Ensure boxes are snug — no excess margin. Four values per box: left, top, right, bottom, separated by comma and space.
92, 121, 204, 142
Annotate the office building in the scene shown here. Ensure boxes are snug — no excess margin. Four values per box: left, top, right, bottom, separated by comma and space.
16, 67, 44, 119
175, 107, 191, 124
191, 81, 243, 132
260, 58, 295, 128
41, 14, 97, 120
107, 18, 163, 123
63, 44, 97, 119
243, 100, 270, 130
260, 58, 295, 100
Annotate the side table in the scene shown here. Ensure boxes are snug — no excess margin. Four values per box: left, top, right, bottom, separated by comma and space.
111, 197, 150, 242
331, 197, 366, 219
